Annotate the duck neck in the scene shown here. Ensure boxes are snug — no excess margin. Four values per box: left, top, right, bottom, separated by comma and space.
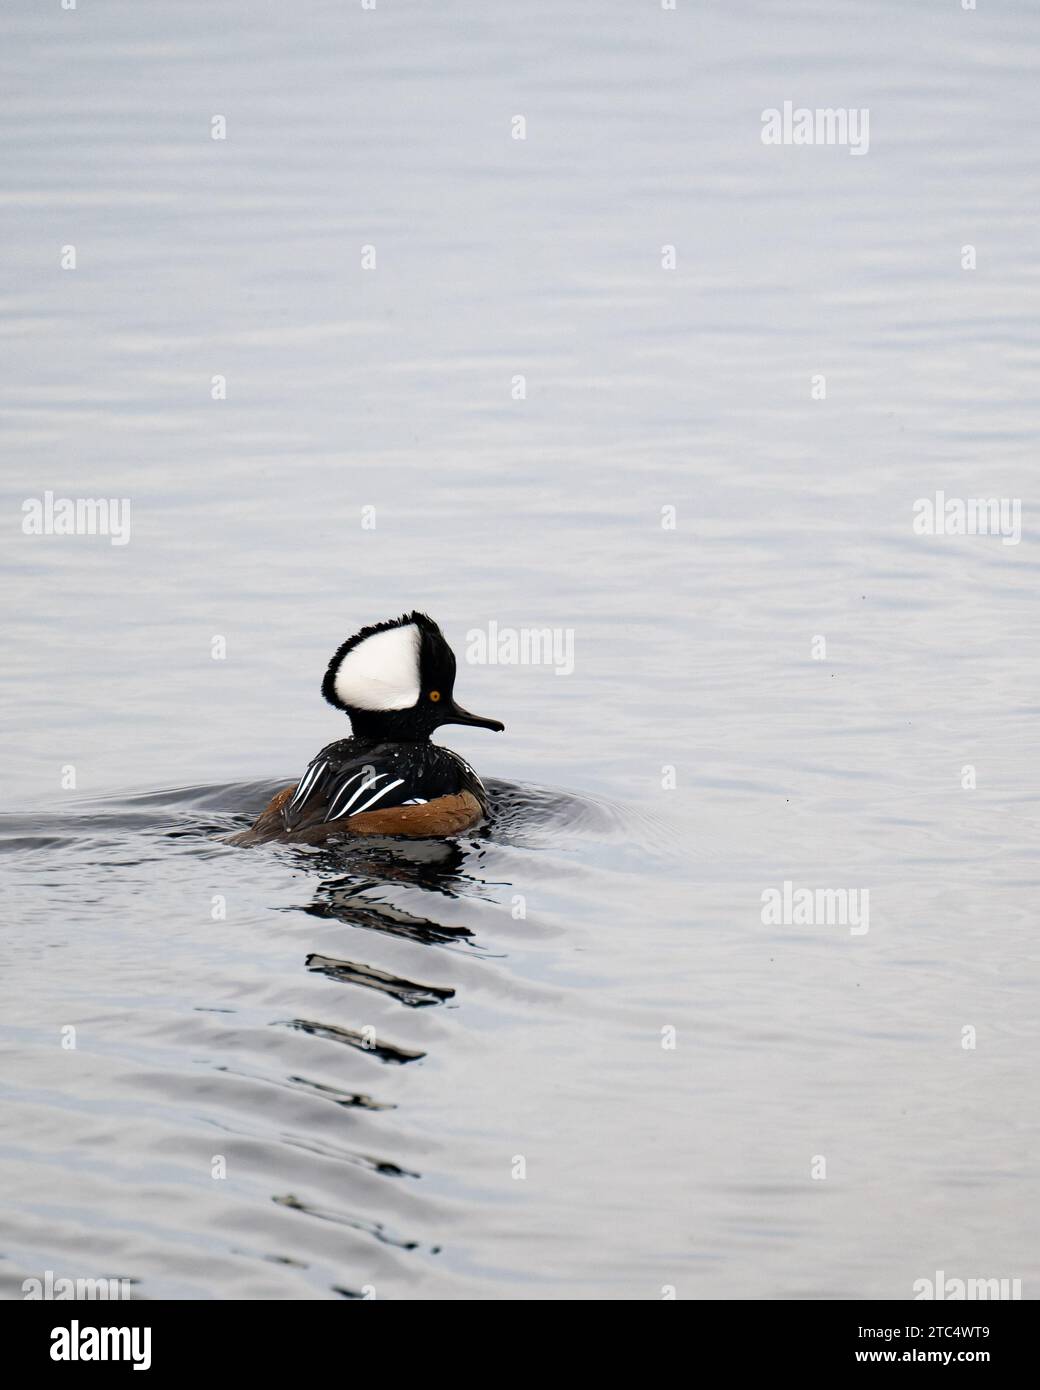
347, 709, 431, 743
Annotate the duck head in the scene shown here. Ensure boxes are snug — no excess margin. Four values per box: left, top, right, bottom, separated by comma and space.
322, 611, 505, 742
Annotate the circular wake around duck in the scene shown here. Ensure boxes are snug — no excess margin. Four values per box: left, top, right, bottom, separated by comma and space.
0, 776, 671, 862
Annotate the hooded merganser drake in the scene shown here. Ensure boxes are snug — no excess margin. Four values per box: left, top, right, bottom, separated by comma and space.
229, 612, 504, 846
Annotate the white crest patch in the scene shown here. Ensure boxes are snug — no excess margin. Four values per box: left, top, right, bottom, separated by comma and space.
333, 623, 421, 710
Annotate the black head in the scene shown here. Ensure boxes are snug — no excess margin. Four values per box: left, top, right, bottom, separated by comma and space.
321, 611, 505, 742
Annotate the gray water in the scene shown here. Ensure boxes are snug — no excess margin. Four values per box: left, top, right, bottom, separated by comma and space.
1, 0, 1038, 1300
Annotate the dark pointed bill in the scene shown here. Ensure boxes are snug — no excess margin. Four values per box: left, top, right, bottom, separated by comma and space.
443, 702, 505, 732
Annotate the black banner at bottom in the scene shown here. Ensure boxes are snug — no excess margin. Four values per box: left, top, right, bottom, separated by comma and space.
1, 1297, 1032, 1375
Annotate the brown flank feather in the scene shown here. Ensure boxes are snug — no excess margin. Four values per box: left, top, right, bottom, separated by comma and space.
227, 787, 483, 846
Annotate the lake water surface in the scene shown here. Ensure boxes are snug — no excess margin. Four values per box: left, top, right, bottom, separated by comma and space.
1, 0, 1038, 1300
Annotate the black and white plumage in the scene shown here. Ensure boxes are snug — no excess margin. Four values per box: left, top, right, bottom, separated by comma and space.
281, 737, 489, 834
229, 611, 504, 845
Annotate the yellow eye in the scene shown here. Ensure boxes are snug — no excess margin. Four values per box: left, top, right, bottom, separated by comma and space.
429, 690, 441, 702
